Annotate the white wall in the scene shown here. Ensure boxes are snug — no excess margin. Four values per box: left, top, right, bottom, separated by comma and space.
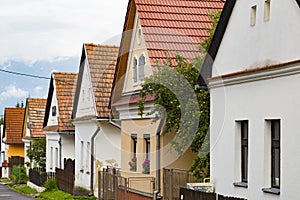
61, 134, 75, 162
212, 0, 300, 77
73, 120, 121, 193
210, 64, 300, 200
76, 59, 96, 118
45, 132, 60, 172
47, 84, 59, 126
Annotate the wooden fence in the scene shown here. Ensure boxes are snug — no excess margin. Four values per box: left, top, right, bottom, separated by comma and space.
29, 168, 55, 186
8, 156, 24, 178
163, 168, 196, 200
98, 167, 159, 200
179, 188, 247, 200
56, 159, 75, 194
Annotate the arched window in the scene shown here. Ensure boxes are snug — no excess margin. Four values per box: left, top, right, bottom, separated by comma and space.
132, 57, 138, 83
139, 54, 145, 81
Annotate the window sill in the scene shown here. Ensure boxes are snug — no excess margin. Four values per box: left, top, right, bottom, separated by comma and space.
233, 182, 248, 188
262, 188, 280, 195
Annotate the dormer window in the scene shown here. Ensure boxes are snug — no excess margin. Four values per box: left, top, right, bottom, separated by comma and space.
139, 54, 145, 81
133, 57, 138, 83
52, 106, 57, 116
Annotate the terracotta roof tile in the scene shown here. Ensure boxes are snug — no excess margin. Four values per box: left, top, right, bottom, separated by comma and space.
135, 0, 224, 65
26, 98, 47, 138
53, 72, 78, 131
85, 44, 119, 118
4, 108, 25, 144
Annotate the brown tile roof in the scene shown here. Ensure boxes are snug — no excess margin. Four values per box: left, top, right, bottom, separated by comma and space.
54, 72, 78, 132
4, 108, 25, 144
26, 98, 47, 138
135, 0, 224, 65
85, 44, 119, 118
111, 0, 224, 105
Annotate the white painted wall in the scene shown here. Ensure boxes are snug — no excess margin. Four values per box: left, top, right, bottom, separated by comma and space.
73, 120, 121, 193
210, 64, 300, 200
61, 134, 75, 162
47, 83, 59, 126
45, 132, 60, 172
76, 59, 96, 118
212, 0, 300, 77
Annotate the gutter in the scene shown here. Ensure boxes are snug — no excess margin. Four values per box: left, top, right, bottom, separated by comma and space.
155, 114, 165, 194
89, 118, 108, 195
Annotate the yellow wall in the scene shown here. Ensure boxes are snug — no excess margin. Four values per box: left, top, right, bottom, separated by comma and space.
8, 144, 25, 158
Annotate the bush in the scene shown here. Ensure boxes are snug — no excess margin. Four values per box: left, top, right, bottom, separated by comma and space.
44, 179, 58, 191
11, 165, 28, 184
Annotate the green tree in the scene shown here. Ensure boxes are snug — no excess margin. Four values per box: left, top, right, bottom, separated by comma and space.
137, 11, 221, 180
15, 100, 25, 108
0, 117, 3, 125
27, 138, 46, 168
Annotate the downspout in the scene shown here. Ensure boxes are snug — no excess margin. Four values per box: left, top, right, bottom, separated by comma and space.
155, 113, 165, 194
90, 123, 101, 196
58, 136, 62, 169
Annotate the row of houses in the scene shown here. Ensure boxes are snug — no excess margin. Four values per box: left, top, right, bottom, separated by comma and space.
0, 0, 224, 198
1, 0, 299, 199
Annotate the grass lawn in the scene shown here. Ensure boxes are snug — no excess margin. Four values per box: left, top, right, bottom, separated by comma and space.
37, 189, 97, 200
10, 185, 37, 195
0, 178, 12, 183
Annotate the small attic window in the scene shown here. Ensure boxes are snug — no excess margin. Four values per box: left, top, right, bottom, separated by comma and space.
264, 0, 271, 21
250, 5, 257, 26
137, 26, 142, 46
52, 106, 57, 116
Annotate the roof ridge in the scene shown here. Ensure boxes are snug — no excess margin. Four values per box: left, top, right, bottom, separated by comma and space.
84, 43, 120, 48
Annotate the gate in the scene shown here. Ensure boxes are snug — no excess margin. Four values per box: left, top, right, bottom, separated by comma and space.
163, 168, 195, 200
56, 159, 75, 194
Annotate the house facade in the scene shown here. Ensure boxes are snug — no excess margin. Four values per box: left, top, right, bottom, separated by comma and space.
206, 0, 300, 199
72, 43, 120, 195
22, 98, 47, 169
3, 108, 25, 158
43, 72, 77, 172
111, 0, 224, 194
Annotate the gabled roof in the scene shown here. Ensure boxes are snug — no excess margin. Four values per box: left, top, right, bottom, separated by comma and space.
44, 72, 78, 132
73, 44, 119, 119
111, 0, 224, 105
25, 98, 47, 138
198, 0, 236, 86
3, 108, 25, 144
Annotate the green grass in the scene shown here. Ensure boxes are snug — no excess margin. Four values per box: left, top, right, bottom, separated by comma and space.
11, 185, 37, 195
36, 189, 97, 200
0, 178, 12, 183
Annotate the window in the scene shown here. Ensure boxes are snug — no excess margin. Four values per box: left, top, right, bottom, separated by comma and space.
131, 134, 137, 158
137, 26, 142, 45
50, 147, 53, 169
264, 0, 271, 21
55, 147, 58, 168
144, 134, 150, 160
250, 5, 257, 26
52, 106, 56, 116
139, 55, 145, 81
80, 141, 84, 171
271, 120, 280, 188
241, 121, 249, 183
133, 57, 138, 83
86, 142, 90, 173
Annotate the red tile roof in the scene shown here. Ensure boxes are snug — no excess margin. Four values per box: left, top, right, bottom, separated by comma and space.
84, 44, 119, 118
4, 108, 25, 144
54, 72, 78, 132
135, 0, 224, 65
26, 98, 47, 138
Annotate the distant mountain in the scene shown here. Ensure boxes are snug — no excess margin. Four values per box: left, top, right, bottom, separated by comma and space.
0, 56, 79, 116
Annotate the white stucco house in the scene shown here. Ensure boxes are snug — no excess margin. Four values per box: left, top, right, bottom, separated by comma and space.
200, 0, 300, 199
43, 72, 78, 172
0, 124, 9, 178
72, 43, 120, 195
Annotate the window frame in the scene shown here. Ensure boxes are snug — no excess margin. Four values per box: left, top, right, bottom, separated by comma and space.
241, 120, 249, 183
271, 120, 280, 189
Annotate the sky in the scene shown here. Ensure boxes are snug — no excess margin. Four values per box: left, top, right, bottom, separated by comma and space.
0, 0, 128, 116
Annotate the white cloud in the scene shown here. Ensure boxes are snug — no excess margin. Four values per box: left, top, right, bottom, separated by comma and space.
0, 84, 29, 100
0, 0, 128, 63
33, 86, 43, 94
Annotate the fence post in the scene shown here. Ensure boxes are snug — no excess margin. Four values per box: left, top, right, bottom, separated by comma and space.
169, 169, 173, 200
124, 178, 127, 200
98, 170, 101, 200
